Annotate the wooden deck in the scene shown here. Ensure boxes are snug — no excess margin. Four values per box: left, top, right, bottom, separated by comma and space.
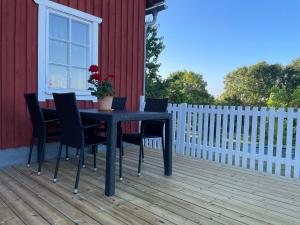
1, 148, 300, 225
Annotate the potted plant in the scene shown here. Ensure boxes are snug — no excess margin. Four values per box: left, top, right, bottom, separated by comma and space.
88, 65, 115, 110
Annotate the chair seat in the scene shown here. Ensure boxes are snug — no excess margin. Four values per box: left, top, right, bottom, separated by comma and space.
46, 131, 61, 138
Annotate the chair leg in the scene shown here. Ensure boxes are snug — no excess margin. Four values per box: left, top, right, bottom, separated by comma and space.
74, 147, 84, 193
82, 150, 86, 168
161, 136, 165, 162
76, 148, 79, 158
65, 146, 69, 161
37, 139, 46, 175
141, 141, 145, 161
27, 135, 34, 167
138, 143, 143, 176
93, 146, 97, 171
119, 143, 123, 181
53, 142, 63, 182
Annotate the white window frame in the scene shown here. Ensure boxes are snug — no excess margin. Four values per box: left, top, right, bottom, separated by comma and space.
34, 0, 102, 101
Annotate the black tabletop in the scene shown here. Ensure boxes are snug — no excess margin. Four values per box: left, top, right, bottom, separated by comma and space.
42, 108, 171, 122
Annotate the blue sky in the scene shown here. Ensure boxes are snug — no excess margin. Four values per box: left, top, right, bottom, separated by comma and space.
157, 0, 300, 96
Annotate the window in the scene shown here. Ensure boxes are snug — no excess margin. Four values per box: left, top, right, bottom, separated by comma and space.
34, 0, 102, 101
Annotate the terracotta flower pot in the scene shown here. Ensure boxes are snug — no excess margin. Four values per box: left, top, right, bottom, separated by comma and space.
98, 96, 113, 111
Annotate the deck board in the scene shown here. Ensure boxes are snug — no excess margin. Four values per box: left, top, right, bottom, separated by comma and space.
1, 147, 300, 225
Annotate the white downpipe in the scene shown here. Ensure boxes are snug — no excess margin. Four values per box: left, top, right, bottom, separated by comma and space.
143, 12, 158, 96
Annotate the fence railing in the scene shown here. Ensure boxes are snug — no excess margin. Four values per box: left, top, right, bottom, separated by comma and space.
140, 96, 300, 179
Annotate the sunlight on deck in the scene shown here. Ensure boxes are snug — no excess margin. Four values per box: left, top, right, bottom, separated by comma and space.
1, 148, 300, 225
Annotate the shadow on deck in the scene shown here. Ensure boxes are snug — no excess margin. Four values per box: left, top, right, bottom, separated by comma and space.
1, 148, 300, 225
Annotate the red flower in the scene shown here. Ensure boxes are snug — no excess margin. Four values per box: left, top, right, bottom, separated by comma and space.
90, 73, 102, 81
89, 65, 99, 73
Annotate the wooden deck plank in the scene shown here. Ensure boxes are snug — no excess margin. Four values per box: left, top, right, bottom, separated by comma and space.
5, 167, 100, 225
13, 167, 128, 225
0, 175, 50, 225
18, 165, 166, 225
1, 148, 300, 225
96, 155, 288, 225
39, 159, 226, 225
122, 151, 300, 223
126, 150, 300, 205
0, 197, 25, 225
0, 170, 75, 225
133, 149, 300, 201
133, 150, 300, 205
141, 149, 300, 190
37, 161, 198, 225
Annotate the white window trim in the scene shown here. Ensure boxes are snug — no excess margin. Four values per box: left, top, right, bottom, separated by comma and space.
34, 0, 102, 102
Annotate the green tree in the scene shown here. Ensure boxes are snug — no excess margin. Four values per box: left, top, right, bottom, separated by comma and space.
267, 86, 289, 108
164, 70, 214, 105
145, 25, 166, 98
283, 59, 300, 100
220, 62, 284, 106
290, 86, 300, 108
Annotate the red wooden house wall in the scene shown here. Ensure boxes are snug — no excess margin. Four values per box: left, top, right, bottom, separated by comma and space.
0, 0, 146, 149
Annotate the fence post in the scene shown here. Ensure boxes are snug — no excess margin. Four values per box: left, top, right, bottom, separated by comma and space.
250, 107, 258, 170
221, 106, 229, 164
215, 106, 222, 163
228, 106, 235, 165
285, 108, 293, 177
275, 108, 284, 176
242, 106, 250, 169
235, 106, 243, 167
294, 109, 300, 179
191, 105, 198, 158
208, 106, 216, 161
186, 105, 193, 156
267, 107, 275, 174
177, 103, 187, 155
258, 107, 266, 172
196, 106, 204, 158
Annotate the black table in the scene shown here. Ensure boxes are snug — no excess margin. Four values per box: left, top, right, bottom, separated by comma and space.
42, 108, 173, 196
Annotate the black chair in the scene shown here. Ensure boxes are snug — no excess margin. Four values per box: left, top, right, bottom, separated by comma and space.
24, 93, 67, 175
119, 98, 168, 180
52, 92, 106, 193
79, 97, 127, 167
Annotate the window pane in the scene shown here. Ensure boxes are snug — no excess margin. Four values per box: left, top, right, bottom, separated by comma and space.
71, 20, 89, 45
71, 45, 88, 68
49, 14, 68, 40
49, 40, 68, 64
70, 68, 87, 90
48, 65, 68, 89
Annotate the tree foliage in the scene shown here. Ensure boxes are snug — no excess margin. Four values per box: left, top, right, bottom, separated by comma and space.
164, 71, 214, 105
220, 62, 283, 106
267, 86, 288, 108
219, 59, 300, 107
145, 25, 166, 98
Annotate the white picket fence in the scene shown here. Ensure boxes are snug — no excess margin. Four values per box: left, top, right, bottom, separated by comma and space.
140, 96, 300, 179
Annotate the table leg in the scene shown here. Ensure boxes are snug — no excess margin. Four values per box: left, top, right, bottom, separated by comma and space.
105, 118, 117, 196
164, 115, 173, 175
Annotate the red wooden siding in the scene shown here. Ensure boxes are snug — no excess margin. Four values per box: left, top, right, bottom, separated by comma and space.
0, 0, 146, 149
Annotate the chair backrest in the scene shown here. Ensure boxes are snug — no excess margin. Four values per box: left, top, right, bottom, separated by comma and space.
142, 98, 168, 137
24, 93, 46, 138
112, 97, 127, 111
53, 93, 84, 148
144, 98, 168, 112
112, 97, 127, 133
